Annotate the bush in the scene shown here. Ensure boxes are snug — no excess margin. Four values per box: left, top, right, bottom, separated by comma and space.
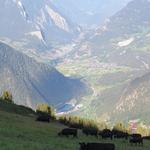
59, 115, 69, 125
136, 123, 150, 136
0, 91, 13, 103
113, 122, 127, 132
58, 115, 99, 131
36, 103, 56, 120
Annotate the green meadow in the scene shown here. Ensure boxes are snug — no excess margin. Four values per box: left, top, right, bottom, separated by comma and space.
0, 102, 149, 150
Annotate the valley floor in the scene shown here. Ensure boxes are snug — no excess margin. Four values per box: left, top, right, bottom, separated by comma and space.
0, 110, 149, 150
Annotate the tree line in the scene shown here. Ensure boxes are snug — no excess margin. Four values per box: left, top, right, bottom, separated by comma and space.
42, 105, 150, 136
0, 91, 149, 136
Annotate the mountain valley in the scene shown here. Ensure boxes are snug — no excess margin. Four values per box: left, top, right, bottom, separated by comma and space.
0, 0, 150, 124
0, 42, 86, 109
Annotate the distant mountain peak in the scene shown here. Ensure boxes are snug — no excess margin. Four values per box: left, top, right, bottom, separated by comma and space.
125, 0, 150, 12
128, 0, 150, 6
12, 0, 29, 20
45, 4, 70, 32
96, 0, 150, 37
0, 0, 77, 52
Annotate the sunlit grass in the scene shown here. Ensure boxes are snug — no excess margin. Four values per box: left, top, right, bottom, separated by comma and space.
0, 110, 149, 150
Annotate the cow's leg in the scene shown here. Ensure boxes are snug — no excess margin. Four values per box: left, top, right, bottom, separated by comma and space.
135, 142, 137, 146
111, 135, 113, 140
73, 134, 77, 138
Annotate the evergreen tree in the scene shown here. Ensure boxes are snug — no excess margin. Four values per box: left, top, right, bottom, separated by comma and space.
113, 122, 126, 132
36, 103, 56, 120
1, 91, 13, 103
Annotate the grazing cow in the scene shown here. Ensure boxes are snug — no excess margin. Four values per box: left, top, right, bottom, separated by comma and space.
129, 137, 143, 146
58, 128, 78, 138
131, 134, 142, 139
99, 129, 113, 140
143, 136, 150, 140
129, 133, 143, 146
79, 143, 115, 150
69, 124, 79, 129
36, 113, 50, 122
82, 129, 98, 138
112, 129, 128, 139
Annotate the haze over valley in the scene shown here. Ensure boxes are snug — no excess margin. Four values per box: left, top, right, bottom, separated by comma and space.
0, 0, 150, 125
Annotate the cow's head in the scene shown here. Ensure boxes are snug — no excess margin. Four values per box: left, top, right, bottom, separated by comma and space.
79, 143, 86, 150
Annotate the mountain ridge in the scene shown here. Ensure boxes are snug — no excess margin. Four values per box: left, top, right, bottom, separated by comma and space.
55, 0, 150, 122
0, 0, 79, 55
0, 0, 150, 123
113, 72, 150, 123
0, 42, 87, 109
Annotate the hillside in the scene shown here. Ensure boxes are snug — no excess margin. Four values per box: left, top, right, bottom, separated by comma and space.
0, 42, 86, 109
51, 0, 131, 27
0, 101, 35, 117
0, 0, 150, 123
0, 102, 149, 150
56, 0, 150, 122
113, 72, 150, 123
94, 0, 150, 39
0, 0, 133, 63
0, 0, 78, 59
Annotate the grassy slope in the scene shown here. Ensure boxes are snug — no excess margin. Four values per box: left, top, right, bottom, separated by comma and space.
0, 102, 149, 150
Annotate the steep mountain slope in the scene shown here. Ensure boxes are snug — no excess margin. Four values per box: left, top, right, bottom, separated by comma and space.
0, 0, 133, 63
91, 0, 150, 52
0, 42, 86, 109
90, 0, 150, 121
56, 0, 150, 121
113, 73, 150, 123
0, 0, 149, 122
51, 0, 131, 27
0, 0, 78, 57
95, 0, 150, 37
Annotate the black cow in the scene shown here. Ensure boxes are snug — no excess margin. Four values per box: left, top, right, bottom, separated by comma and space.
79, 143, 115, 150
112, 129, 128, 139
143, 136, 150, 140
82, 129, 98, 138
36, 113, 50, 122
131, 134, 142, 138
129, 138, 143, 146
99, 129, 113, 140
129, 133, 143, 146
58, 128, 78, 138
